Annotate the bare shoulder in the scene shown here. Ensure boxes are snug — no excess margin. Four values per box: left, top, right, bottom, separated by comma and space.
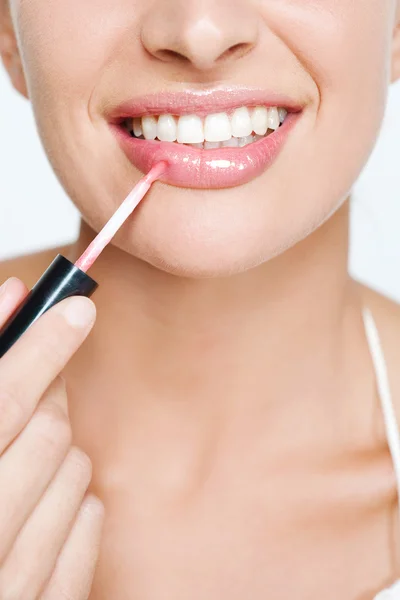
0, 245, 72, 289
358, 280, 400, 409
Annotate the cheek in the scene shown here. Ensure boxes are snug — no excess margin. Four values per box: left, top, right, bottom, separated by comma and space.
12, 0, 131, 113
271, 0, 394, 119
267, 0, 394, 214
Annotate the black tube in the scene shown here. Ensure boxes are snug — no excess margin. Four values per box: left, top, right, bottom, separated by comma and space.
0, 254, 98, 358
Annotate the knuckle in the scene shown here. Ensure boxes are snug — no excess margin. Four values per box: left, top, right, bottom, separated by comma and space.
0, 387, 26, 441
32, 405, 72, 458
31, 309, 79, 370
36, 329, 67, 370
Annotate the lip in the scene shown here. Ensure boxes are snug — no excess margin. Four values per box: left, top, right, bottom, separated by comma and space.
112, 114, 298, 189
107, 87, 302, 189
107, 88, 302, 121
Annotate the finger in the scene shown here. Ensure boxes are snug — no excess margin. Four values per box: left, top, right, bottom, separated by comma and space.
0, 447, 94, 600
40, 495, 104, 600
0, 296, 96, 452
0, 377, 71, 562
0, 278, 29, 328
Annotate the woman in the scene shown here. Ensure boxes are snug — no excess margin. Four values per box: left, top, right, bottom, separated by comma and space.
0, 0, 400, 597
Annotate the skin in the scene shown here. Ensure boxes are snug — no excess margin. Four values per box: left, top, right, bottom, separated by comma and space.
1, 0, 400, 597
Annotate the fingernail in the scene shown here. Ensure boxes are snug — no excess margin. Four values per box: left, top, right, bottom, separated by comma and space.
55, 297, 96, 329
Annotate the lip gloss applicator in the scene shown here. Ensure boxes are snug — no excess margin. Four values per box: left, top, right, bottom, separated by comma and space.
0, 161, 168, 358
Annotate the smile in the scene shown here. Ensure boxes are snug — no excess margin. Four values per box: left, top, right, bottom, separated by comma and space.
109, 88, 302, 189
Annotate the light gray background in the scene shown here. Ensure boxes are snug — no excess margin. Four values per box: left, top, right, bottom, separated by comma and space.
1, 68, 399, 301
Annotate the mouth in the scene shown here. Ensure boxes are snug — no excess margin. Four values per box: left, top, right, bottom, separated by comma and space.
109, 89, 302, 189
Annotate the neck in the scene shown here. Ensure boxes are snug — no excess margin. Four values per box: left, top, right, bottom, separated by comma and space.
64, 200, 366, 467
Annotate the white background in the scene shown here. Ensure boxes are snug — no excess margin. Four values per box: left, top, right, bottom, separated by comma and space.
1, 68, 400, 302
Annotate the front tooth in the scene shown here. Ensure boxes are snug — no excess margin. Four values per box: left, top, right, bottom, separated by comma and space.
231, 107, 253, 138
204, 112, 231, 142
177, 115, 204, 143
278, 108, 288, 124
133, 118, 143, 137
251, 106, 268, 135
157, 114, 177, 142
142, 116, 157, 140
267, 107, 280, 130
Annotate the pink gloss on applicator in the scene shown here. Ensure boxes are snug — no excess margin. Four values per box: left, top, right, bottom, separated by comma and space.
0, 161, 168, 357
75, 160, 168, 272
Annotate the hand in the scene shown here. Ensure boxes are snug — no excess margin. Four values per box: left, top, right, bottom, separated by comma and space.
0, 277, 104, 600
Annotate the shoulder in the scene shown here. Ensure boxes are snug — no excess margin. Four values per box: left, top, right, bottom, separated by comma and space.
0, 245, 72, 289
357, 280, 400, 413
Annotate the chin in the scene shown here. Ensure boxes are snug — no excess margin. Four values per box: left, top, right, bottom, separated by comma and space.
136, 247, 264, 279
112, 214, 298, 279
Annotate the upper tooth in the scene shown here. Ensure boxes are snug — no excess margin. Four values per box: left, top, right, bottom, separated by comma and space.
142, 115, 157, 140
267, 107, 280, 130
230, 107, 253, 138
204, 112, 232, 142
251, 106, 268, 136
133, 118, 143, 137
157, 114, 177, 142
278, 108, 288, 124
177, 115, 204, 143
136, 106, 286, 143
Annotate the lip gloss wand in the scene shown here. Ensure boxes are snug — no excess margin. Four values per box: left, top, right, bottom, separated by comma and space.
0, 161, 168, 358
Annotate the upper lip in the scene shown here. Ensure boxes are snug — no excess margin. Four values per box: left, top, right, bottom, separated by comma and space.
107, 86, 303, 122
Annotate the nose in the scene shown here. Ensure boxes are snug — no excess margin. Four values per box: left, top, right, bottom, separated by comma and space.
140, 0, 259, 72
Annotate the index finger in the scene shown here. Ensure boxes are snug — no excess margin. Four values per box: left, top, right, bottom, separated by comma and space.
0, 296, 96, 452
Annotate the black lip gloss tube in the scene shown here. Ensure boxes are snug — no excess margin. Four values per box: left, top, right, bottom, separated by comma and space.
0, 254, 98, 359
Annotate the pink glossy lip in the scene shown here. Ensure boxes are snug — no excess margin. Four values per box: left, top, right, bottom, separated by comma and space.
107, 89, 302, 120
107, 88, 302, 189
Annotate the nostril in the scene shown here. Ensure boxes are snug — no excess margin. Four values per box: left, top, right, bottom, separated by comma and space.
220, 42, 254, 62
155, 49, 190, 63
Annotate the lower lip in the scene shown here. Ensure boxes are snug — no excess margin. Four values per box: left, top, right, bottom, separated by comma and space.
111, 113, 299, 189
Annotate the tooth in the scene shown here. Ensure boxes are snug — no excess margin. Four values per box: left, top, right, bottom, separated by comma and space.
238, 135, 253, 147
204, 141, 221, 149
251, 106, 268, 136
278, 108, 288, 124
222, 137, 239, 147
133, 118, 143, 137
189, 142, 204, 149
142, 116, 157, 140
157, 114, 177, 142
177, 115, 204, 143
253, 134, 264, 142
204, 112, 232, 142
267, 107, 280, 131
230, 107, 253, 138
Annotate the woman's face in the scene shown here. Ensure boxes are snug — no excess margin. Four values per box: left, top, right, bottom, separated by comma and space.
2, 0, 400, 276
